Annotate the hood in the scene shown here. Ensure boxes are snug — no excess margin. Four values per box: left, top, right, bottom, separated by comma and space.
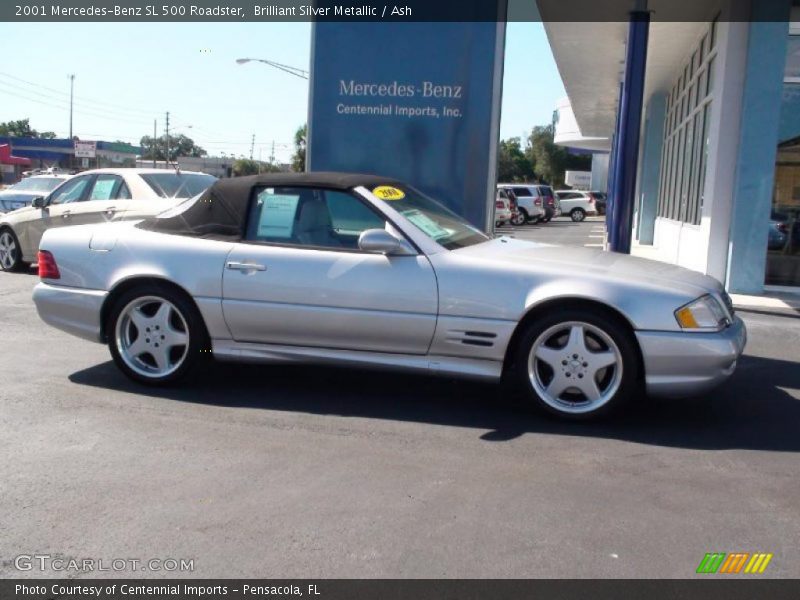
455, 237, 723, 298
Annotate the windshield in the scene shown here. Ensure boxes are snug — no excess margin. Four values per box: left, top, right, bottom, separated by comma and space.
369, 184, 489, 250
139, 173, 216, 199
7, 177, 66, 193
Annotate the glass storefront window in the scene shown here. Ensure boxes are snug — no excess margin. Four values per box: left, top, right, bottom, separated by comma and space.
766, 32, 800, 287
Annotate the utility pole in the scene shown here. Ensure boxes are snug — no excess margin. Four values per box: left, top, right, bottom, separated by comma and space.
270, 140, 275, 165
250, 134, 255, 160
165, 111, 170, 167
68, 74, 75, 139
152, 119, 157, 168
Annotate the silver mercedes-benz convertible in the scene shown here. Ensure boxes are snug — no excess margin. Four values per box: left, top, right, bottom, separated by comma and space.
33, 173, 746, 419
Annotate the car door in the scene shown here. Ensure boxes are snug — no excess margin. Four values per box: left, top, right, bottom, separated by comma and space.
20, 174, 94, 257
221, 185, 439, 354
65, 174, 130, 226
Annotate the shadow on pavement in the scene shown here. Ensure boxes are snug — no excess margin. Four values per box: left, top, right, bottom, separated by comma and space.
68, 352, 800, 452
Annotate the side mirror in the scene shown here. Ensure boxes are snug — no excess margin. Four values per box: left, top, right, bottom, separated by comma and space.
31, 196, 46, 208
358, 228, 414, 255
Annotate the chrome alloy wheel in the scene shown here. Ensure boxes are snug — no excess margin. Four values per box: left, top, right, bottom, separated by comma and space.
115, 296, 190, 379
0, 231, 17, 270
527, 321, 623, 415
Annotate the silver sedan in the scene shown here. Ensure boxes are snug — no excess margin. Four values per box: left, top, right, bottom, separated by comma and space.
32, 173, 746, 419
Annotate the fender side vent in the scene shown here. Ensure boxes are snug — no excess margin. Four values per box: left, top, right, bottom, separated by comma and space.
447, 330, 497, 348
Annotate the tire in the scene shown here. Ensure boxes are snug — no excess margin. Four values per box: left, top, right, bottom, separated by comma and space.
509, 306, 640, 420
511, 209, 527, 227
106, 284, 209, 385
571, 208, 586, 222
0, 227, 28, 272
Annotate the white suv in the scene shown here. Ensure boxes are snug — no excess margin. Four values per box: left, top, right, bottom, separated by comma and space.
496, 184, 548, 225
555, 190, 599, 222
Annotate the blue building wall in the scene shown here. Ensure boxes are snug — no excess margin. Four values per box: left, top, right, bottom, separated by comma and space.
727, 4, 791, 293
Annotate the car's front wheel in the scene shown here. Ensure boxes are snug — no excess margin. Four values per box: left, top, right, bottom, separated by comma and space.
0, 228, 28, 272
107, 285, 208, 385
511, 307, 640, 419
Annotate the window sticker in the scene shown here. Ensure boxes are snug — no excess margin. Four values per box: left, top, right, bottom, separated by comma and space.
257, 191, 300, 239
402, 209, 450, 240
372, 185, 406, 201
90, 179, 116, 200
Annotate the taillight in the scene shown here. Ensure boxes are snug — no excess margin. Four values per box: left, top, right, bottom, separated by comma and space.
588, 197, 595, 204
777, 223, 788, 234
496, 200, 505, 208
38, 250, 60, 279
534, 198, 542, 206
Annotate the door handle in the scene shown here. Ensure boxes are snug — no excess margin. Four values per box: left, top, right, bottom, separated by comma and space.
105, 206, 116, 214
226, 261, 266, 272
61, 211, 71, 219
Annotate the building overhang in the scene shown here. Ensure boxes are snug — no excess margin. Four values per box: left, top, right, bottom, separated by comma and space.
538, 1, 717, 138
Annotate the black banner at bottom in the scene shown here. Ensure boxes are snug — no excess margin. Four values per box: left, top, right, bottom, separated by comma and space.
3, 580, 800, 600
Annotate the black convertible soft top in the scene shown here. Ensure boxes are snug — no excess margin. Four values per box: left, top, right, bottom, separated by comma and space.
136, 172, 404, 241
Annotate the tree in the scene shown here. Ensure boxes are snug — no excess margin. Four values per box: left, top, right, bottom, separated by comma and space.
526, 124, 591, 188
233, 158, 283, 176
497, 137, 535, 182
0, 118, 56, 139
139, 133, 207, 161
291, 124, 306, 172
233, 159, 260, 176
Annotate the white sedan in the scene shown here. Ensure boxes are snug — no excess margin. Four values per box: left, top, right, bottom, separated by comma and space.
0, 174, 72, 213
32, 173, 746, 420
0, 168, 216, 271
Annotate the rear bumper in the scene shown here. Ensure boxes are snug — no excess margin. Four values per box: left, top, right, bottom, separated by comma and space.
33, 282, 107, 343
636, 316, 747, 398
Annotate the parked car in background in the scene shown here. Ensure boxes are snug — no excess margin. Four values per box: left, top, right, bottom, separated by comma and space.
555, 190, 600, 222
769, 211, 798, 252
497, 184, 548, 224
589, 191, 607, 215
0, 174, 72, 214
34, 172, 745, 420
768, 220, 788, 250
494, 189, 513, 227
0, 168, 216, 272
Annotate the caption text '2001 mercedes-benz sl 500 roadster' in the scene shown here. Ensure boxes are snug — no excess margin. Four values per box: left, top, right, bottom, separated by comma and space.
32, 173, 746, 419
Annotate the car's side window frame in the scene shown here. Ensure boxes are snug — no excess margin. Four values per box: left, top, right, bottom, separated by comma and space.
47, 175, 95, 206
239, 185, 419, 255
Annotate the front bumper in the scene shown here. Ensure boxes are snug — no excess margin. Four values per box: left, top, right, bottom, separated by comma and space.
33, 282, 108, 343
636, 316, 747, 398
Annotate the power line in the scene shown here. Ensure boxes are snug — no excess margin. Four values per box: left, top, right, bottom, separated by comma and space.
0, 71, 161, 117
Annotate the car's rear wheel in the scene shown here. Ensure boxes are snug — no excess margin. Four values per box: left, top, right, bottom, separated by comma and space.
511, 210, 527, 226
511, 307, 639, 419
107, 285, 208, 385
0, 228, 27, 272
571, 208, 586, 222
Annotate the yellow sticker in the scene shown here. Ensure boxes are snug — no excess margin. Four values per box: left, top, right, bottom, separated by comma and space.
372, 185, 405, 200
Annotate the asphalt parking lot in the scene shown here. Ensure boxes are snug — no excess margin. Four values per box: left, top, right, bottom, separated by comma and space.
1, 220, 799, 579
494, 214, 607, 247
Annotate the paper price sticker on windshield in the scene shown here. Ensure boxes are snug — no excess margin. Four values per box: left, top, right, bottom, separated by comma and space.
373, 186, 405, 200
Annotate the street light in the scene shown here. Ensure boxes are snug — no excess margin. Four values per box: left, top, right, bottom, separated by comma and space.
235, 57, 309, 80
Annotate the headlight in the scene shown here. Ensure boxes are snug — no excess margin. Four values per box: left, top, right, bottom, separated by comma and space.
675, 295, 729, 331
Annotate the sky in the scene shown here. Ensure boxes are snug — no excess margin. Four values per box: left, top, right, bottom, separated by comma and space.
0, 20, 565, 163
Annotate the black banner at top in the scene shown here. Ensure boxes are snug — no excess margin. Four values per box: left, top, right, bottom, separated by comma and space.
2, 0, 796, 22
